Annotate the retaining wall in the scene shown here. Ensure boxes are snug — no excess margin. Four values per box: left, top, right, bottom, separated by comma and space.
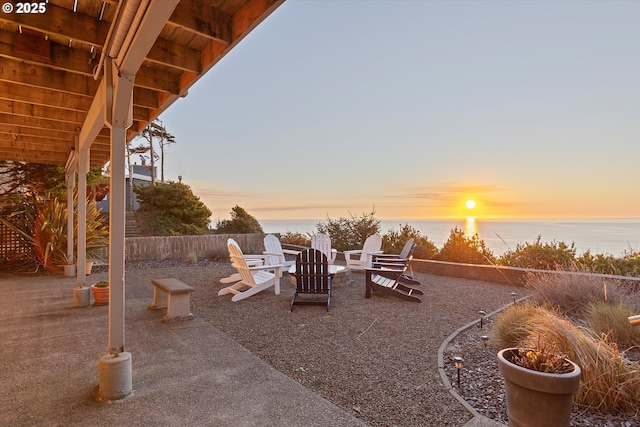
124, 234, 269, 262
121, 235, 640, 289
411, 258, 640, 289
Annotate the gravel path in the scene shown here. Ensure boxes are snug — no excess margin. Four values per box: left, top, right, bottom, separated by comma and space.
123, 259, 639, 426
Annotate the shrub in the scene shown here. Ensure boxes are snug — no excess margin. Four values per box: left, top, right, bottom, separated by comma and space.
135, 182, 211, 235
213, 205, 263, 234
280, 231, 311, 247
490, 301, 547, 349
525, 270, 639, 316
498, 236, 577, 270
586, 301, 640, 349
493, 304, 640, 413
315, 210, 380, 252
435, 227, 496, 264
578, 250, 640, 277
29, 196, 108, 272
381, 224, 438, 260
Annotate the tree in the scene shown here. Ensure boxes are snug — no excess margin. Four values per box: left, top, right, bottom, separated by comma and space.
0, 161, 66, 200
436, 227, 496, 264
134, 182, 211, 235
133, 119, 176, 184
213, 205, 264, 234
498, 236, 577, 270
316, 210, 381, 252
382, 224, 438, 260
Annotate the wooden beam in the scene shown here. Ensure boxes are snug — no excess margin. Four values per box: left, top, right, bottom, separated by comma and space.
0, 81, 93, 112
146, 38, 202, 73
0, 124, 110, 144
135, 66, 181, 95
0, 112, 109, 137
0, 136, 73, 153
0, 99, 86, 124
168, 1, 232, 42
0, 148, 67, 165
200, 39, 228, 70
0, 30, 97, 76
0, 57, 99, 97
133, 106, 151, 122
0, 3, 110, 47
232, 0, 282, 41
0, 125, 76, 142
133, 88, 160, 109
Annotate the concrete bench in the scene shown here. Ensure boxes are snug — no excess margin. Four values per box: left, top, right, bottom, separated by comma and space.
149, 278, 195, 322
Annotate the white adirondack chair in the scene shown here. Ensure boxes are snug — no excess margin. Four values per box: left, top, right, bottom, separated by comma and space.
263, 234, 298, 270
344, 234, 383, 270
218, 239, 282, 302
219, 238, 269, 284
311, 233, 337, 265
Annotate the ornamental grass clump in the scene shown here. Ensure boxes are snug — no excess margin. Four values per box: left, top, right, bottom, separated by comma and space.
493, 304, 640, 413
586, 301, 640, 349
525, 270, 639, 315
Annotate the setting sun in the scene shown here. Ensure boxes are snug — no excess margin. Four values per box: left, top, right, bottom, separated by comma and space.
465, 200, 476, 210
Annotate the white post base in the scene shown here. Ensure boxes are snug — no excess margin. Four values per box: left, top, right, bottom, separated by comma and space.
98, 352, 132, 401
63, 264, 76, 277
72, 287, 91, 307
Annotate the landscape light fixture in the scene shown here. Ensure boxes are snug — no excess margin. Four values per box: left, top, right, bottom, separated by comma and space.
481, 335, 489, 347
453, 356, 464, 386
477, 310, 486, 329
511, 292, 517, 305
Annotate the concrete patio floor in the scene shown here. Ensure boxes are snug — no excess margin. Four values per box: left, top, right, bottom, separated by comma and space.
0, 269, 504, 426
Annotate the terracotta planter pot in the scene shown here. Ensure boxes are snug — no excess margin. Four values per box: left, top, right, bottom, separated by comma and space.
91, 284, 109, 305
498, 348, 581, 427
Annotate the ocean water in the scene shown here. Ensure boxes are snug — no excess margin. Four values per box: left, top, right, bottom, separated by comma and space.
260, 218, 640, 257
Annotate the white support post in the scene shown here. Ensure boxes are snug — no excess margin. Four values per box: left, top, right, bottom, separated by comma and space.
97, 58, 134, 401
108, 125, 127, 354
65, 169, 75, 271
93, 0, 181, 400
77, 147, 89, 286
105, 57, 133, 356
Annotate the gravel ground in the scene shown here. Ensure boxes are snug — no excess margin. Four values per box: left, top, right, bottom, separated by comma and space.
443, 314, 640, 427
123, 259, 639, 426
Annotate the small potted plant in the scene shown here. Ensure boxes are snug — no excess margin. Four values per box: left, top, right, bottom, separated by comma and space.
497, 337, 581, 427
90, 280, 109, 305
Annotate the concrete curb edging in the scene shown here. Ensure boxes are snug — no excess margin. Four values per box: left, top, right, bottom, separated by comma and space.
437, 297, 530, 421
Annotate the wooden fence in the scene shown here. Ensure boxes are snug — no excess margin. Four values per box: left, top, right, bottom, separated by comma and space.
0, 222, 32, 264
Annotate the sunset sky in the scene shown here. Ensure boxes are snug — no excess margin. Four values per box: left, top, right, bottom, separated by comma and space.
155, 0, 639, 221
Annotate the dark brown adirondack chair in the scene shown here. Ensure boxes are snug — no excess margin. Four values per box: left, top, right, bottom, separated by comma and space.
373, 238, 416, 274
365, 263, 423, 303
291, 248, 331, 312
371, 238, 421, 287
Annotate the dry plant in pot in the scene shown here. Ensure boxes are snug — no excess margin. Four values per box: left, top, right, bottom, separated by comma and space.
497, 337, 581, 427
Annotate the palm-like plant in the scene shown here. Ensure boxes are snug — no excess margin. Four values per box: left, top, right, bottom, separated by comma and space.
2, 194, 108, 273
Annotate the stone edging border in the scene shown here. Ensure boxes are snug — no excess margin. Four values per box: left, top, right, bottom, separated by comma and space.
437, 296, 530, 419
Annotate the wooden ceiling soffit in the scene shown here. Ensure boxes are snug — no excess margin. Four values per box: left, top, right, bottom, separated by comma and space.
0, 100, 87, 125
0, 81, 93, 111
133, 88, 160, 109
0, 3, 110, 47
0, 29, 97, 76
0, 57, 99, 97
169, 1, 233, 42
146, 38, 201, 73
0, 148, 68, 165
135, 67, 181, 95
0, 112, 110, 137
